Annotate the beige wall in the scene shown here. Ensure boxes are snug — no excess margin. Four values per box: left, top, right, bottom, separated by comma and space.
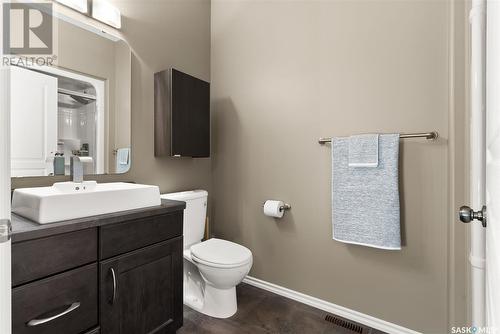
449, 0, 470, 327
211, 1, 467, 332
12, 0, 212, 196
121, 0, 211, 193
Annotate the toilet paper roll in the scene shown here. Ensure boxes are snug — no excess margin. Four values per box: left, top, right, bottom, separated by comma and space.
263, 200, 284, 218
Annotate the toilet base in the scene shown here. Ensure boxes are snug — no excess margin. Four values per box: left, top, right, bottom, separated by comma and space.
200, 285, 237, 318
183, 257, 238, 319
184, 285, 237, 319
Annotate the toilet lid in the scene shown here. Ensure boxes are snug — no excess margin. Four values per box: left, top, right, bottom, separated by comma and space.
190, 238, 252, 266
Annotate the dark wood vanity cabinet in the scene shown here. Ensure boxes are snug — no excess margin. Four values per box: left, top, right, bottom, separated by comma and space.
100, 238, 183, 334
11, 206, 184, 334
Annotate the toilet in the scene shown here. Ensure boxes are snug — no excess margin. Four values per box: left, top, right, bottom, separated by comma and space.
161, 190, 253, 318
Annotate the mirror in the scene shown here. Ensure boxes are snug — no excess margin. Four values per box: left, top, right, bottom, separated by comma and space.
10, 13, 131, 177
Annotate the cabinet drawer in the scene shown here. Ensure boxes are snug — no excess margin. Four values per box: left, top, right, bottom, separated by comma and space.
12, 228, 97, 286
13, 263, 98, 334
100, 212, 183, 259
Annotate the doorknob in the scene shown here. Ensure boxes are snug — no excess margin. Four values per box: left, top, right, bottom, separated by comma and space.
459, 205, 487, 227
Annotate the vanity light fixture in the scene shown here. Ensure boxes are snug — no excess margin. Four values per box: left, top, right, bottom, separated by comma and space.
91, 0, 122, 29
54, 0, 88, 14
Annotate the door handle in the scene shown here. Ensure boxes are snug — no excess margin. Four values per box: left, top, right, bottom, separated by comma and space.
109, 268, 117, 305
0, 219, 11, 243
459, 205, 487, 227
27, 302, 80, 327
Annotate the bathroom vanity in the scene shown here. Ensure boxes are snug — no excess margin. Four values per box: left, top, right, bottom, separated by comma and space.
10, 199, 185, 334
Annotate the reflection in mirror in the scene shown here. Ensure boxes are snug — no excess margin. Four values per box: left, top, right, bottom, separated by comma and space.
10, 14, 131, 177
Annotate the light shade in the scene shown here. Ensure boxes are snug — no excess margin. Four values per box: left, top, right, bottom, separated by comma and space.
92, 0, 121, 29
54, 0, 88, 14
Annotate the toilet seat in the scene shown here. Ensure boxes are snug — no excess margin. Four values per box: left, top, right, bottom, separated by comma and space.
190, 238, 252, 268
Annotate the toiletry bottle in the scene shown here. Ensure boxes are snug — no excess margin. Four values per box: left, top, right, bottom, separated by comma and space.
53, 153, 65, 176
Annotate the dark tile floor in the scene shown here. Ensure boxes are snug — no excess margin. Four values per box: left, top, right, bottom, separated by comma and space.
178, 283, 385, 334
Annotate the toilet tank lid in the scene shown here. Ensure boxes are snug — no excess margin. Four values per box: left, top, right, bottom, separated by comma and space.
161, 189, 208, 201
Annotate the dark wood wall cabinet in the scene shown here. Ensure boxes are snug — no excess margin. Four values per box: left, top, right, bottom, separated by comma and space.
11, 206, 184, 334
154, 68, 210, 158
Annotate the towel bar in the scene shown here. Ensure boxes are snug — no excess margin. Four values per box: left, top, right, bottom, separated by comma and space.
318, 131, 438, 144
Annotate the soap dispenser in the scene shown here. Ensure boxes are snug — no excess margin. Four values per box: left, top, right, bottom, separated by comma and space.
53, 152, 65, 176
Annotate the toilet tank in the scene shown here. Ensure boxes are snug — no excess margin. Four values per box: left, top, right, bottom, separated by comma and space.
160, 190, 208, 248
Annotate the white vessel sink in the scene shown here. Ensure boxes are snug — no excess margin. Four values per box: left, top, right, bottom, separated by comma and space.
12, 181, 161, 224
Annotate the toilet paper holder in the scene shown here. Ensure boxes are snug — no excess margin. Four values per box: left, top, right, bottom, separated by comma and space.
279, 203, 291, 212
262, 202, 291, 212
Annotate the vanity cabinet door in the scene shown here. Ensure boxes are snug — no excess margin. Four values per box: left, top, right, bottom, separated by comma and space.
99, 237, 183, 334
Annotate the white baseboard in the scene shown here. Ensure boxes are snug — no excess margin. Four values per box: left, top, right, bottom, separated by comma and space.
243, 276, 421, 334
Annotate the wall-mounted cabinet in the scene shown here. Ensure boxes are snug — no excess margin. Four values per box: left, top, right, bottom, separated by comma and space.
154, 69, 210, 158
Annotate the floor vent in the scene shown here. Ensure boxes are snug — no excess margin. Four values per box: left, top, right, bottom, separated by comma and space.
324, 314, 364, 334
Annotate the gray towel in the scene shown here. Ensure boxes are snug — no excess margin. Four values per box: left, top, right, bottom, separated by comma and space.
348, 134, 379, 167
332, 134, 401, 250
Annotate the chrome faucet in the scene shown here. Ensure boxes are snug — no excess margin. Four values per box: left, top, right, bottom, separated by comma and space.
70, 156, 83, 183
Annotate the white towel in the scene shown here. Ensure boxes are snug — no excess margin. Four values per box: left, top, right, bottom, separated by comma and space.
332, 134, 401, 250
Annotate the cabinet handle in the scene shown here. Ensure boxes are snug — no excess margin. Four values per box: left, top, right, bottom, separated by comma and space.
110, 268, 117, 305
27, 302, 80, 327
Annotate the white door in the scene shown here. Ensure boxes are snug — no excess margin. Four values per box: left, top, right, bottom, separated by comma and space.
0, 62, 12, 334
486, 0, 500, 327
468, 0, 500, 328
462, 0, 487, 328
10, 66, 57, 177
0, 3, 12, 332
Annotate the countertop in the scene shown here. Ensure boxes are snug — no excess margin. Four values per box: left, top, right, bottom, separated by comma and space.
11, 199, 186, 243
